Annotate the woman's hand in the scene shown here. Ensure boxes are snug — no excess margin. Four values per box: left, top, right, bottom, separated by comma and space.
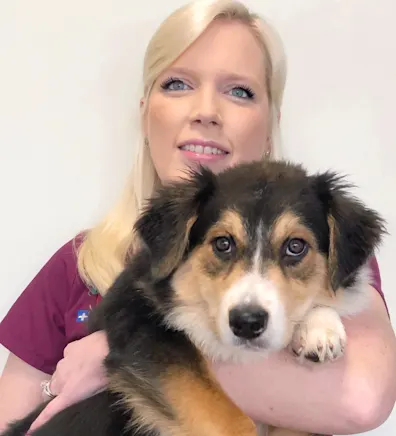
27, 331, 109, 433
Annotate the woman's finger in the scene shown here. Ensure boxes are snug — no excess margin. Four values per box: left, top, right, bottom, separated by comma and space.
27, 395, 73, 434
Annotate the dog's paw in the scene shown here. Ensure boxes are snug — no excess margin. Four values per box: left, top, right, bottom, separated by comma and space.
291, 307, 346, 363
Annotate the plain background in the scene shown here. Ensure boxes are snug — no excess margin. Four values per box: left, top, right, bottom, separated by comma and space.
0, 0, 395, 434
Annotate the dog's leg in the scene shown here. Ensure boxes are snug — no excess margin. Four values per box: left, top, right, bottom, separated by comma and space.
160, 363, 258, 436
290, 306, 346, 363
112, 360, 257, 436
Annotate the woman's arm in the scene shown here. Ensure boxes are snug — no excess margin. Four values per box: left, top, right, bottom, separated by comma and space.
213, 286, 396, 435
0, 353, 49, 433
5, 286, 393, 435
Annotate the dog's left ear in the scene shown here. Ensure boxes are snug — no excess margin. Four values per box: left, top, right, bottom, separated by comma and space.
134, 167, 217, 279
312, 171, 386, 291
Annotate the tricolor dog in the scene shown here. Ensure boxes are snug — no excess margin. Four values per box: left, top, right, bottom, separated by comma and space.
3, 160, 386, 436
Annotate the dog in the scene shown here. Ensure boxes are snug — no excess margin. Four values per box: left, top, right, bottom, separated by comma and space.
2, 159, 386, 436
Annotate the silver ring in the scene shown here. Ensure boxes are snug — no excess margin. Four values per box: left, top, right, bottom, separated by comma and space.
41, 379, 57, 399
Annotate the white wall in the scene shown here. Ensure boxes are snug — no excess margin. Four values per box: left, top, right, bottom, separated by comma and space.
0, 0, 395, 434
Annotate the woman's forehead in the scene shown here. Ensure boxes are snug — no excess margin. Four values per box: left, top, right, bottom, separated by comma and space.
166, 20, 267, 84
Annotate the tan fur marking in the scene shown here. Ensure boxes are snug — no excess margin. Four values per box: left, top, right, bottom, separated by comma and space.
172, 254, 248, 339
270, 211, 319, 253
205, 209, 247, 246
270, 210, 336, 294
160, 363, 257, 436
327, 214, 339, 289
109, 373, 173, 434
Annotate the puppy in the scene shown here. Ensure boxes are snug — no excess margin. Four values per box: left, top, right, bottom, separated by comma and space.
2, 159, 386, 436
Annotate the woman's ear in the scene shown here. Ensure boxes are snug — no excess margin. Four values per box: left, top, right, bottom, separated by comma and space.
140, 97, 148, 138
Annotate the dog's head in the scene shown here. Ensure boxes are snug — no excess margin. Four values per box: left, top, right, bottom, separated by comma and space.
134, 160, 386, 362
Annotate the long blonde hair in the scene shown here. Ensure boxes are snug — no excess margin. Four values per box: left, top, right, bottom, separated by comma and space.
76, 0, 288, 294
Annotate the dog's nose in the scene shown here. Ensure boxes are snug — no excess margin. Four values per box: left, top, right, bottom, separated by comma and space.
229, 305, 269, 340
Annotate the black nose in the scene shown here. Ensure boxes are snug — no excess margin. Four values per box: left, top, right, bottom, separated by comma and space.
229, 305, 269, 340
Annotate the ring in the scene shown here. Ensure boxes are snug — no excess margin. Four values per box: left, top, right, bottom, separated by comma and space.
41, 379, 57, 399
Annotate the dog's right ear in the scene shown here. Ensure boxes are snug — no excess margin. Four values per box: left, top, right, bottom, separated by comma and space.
134, 166, 217, 279
312, 171, 386, 291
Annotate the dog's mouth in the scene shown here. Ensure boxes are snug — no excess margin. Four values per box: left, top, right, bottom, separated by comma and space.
233, 336, 270, 351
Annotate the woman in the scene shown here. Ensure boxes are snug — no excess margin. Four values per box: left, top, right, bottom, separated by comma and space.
0, 0, 395, 435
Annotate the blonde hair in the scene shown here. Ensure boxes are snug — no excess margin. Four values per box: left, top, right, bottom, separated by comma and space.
76, 0, 288, 294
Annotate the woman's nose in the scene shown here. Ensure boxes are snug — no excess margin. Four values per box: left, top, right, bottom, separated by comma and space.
189, 87, 222, 128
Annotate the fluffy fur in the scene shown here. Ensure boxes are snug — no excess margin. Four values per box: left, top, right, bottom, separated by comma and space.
2, 160, 386, 436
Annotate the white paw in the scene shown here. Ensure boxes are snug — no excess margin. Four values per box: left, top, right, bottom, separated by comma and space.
291, 307, 346, 363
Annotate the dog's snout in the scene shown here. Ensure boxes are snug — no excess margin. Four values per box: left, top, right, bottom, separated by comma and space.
229, 305, 269, 340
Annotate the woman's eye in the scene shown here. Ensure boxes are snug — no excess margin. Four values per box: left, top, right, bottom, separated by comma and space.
161, 78, 191, 92
229, 87, 255, 99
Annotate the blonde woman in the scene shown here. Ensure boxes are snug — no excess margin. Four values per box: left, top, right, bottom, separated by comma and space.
0, 1, 395, 435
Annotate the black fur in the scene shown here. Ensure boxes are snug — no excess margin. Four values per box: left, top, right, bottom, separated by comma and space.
2, 160, 386, 436
3, 392, 135, 436
312, 170, 385, 289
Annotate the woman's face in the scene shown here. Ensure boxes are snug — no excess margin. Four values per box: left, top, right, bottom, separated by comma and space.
142, 19, 272, 182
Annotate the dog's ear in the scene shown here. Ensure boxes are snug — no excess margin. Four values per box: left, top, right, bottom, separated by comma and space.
134, 166, 217, 279
312, 171, 386, 291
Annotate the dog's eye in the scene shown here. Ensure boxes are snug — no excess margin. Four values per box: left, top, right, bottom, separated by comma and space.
285, 238, 307, 257
212, 236, 234, 256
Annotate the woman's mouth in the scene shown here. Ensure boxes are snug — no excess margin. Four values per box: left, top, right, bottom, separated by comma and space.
179, 143, 228, 155
178, 142, 230, 163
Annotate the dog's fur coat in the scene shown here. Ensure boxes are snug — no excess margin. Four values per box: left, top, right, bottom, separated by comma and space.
2, 160, 386, 436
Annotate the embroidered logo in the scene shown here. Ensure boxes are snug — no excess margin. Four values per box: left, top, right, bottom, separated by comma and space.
76, 310, 90, 323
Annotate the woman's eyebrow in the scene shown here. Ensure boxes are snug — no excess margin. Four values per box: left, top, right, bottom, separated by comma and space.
163, 66, 263, 89
219, 71, 263, 89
